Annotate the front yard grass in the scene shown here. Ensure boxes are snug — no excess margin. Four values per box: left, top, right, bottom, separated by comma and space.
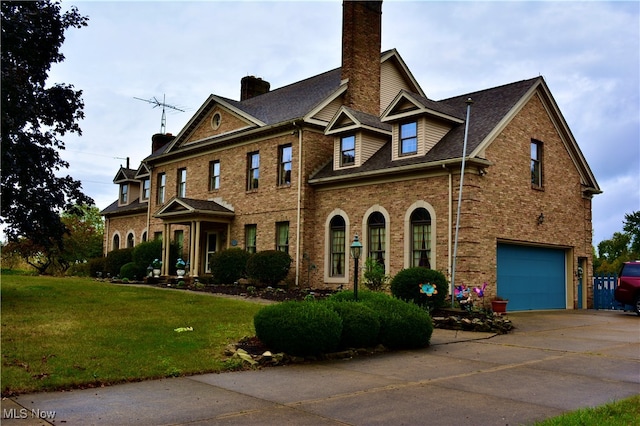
1, 275, 263, 396
536, 394, 640, 425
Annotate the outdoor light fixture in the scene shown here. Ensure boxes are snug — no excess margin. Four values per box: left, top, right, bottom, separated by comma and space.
350, 233, 363, 301
537, 212, 545, 225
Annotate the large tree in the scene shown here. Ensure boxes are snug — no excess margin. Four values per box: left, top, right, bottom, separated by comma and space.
1, 1, 92, 251
622, 211, 640, 255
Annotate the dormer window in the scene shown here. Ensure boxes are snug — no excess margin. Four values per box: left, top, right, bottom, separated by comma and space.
399, 122, 417, 156
341, 135, 355, 166
142, 179, 150, 200
119, 184, 128, 204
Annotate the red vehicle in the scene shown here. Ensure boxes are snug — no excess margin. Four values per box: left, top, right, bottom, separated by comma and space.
614, 261, 640, 315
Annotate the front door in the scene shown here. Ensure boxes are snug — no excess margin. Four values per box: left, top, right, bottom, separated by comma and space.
205, 233, 218, 273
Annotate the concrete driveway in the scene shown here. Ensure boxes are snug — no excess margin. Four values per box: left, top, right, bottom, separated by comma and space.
3, 310, 639, 425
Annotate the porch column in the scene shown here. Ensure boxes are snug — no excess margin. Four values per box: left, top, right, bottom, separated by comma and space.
189, 221, 196, 275
162, 223, 170, 276
193, 221, 201, 278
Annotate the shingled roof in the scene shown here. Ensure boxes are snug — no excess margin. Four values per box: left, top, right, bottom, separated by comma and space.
100, 198, 147, 216
225, 68, 343, 126
310, 77, 541, 181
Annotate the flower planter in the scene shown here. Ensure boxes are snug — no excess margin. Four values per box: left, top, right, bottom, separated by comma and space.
176, 269, 186, 277
152, 268, 161, 278
491, 300, 508, 314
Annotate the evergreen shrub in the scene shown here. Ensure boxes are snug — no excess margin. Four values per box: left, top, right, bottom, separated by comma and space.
328, 290, 433, 349
367, 297, 433, 349
105, 248, 133, 277
254, 301, 342, 357
390, 267, 448, 309
246, 250, 292, 286
132, 240, 162, 269
325, 301, 380, 349
209, 248, 251, 284
88, 257, 106, 278
119, 262, 147, 281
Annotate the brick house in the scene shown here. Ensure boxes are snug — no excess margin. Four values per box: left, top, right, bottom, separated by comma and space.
101, 1, 600, 310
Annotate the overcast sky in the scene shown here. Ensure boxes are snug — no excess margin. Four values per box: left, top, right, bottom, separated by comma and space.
49, 0, 639, 248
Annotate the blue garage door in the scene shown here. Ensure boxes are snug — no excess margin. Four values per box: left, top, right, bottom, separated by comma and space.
497, 244, 566, 311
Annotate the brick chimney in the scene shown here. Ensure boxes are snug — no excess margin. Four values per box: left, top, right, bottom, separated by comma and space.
240, 76, 271, 101
341, 0, 382, 116
151, 133, 174, 153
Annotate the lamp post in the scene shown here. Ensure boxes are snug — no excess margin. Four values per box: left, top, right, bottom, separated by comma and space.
350, 233, 362, 301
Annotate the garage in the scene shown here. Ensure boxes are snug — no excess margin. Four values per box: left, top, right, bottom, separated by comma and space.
497, 244, 566, 311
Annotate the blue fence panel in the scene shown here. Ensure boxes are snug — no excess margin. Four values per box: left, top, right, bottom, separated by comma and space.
593, 273, 621, 310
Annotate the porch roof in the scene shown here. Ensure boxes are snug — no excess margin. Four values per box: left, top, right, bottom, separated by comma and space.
153, 197, 235, 220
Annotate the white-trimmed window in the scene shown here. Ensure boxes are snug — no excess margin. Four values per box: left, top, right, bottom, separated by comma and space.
276, 221, 289, 253
245, 224, 257, 253
400, 122, 417, 155
142, 179, 150, 200
247, 152, 260, 190
278, 145, 292, 186
209, 160, 220, 190
531, 139, 543, 188
177, 168, 187, 198
367, 211, 386, 269
410, 207, 431, 268
157, 173, 166, 204
119, 184, 128, 204
330, 215, 346, 277
340, 135, 355, 166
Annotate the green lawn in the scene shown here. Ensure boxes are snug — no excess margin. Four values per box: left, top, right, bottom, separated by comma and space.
1, 275, 263, 396
535, 394, 640, 426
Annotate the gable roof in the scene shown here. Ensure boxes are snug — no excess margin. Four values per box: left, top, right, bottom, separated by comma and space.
325, 106, 392, 136
150, 50, 423, 158
309, 76, 601, 195
113, 167, 137, 183
310, 77, 541, 182
153, 197, 235, 219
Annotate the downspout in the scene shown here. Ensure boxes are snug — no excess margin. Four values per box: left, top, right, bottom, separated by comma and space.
450, 98, 473, 305
448, 167, 452, 285
145, 163, 152, 244
294, 122, 302, 286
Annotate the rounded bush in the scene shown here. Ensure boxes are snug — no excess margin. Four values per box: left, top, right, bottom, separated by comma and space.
88, 257, 106, 278
390, 267, 448, 308
105, 248, 133, 277
246, 250, 292, 286
325, 301, 380, 349
365, 296, 433, 349
119, 262, 147, 280
254, 301, 342, 357
328, 290, 391, 304
209, 248, 250, 284
132, 240, 162, 269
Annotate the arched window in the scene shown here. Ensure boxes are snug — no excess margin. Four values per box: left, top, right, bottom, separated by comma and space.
127, 233, 134, 248
112, 234, 120, 250
141, 231, 147, 242
411, 208, 431, 268
367, 212, 386, 268
330, 215, 346, 277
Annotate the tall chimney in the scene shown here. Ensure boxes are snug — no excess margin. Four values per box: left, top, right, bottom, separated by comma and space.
341, 0, 382, 116
151, 133, 174, 153
240, 76, 271, 101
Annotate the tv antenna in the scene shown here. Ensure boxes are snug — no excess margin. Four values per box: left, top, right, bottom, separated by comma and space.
134, 94, 185, 134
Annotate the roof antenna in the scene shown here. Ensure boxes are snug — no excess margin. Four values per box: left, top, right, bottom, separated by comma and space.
134, 94, 185, 134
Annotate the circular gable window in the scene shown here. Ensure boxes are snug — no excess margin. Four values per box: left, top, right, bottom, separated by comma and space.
211, 112, 222, 130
